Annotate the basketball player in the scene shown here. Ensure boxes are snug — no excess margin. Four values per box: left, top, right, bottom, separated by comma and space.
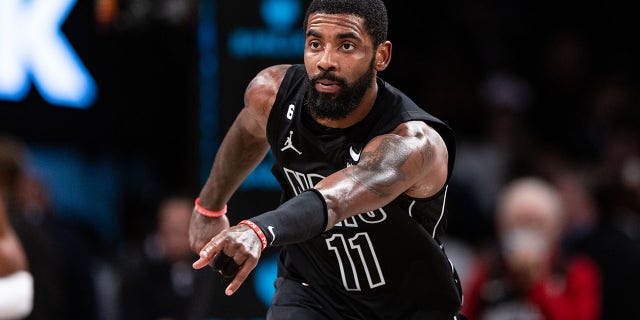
189, 0, 464, 318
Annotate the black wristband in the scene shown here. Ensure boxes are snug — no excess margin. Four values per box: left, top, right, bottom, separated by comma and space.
249, 188, 328, 247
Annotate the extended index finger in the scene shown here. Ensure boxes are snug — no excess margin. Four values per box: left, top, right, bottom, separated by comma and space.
224, 258, 259, 296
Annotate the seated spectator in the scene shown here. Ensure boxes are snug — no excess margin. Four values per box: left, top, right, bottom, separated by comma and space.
0, 135, 73, 319
119, 195, 199, 320
0, 196, 33, 319
585, 122, 640, 319
461, 177, 601, 320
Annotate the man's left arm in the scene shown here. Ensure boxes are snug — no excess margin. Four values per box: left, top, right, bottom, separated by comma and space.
317, 120, 449, 227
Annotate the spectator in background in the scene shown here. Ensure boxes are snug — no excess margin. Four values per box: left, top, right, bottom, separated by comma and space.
119, 195, 199, 320
0, 196, 33, 319
584, 120, 640, 319
449, 70, 535, 244
519, 148, 600, 257
0, 135, 75, 319
461, 177, 601, 320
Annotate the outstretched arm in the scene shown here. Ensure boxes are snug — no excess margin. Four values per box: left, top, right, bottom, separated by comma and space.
193, 120, 449, 295
188, 64, 290, 253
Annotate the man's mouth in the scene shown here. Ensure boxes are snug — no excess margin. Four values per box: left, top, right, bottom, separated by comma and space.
314, 78, 342, 93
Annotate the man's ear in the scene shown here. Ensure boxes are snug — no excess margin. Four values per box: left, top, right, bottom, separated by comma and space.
374, 41, 392, 71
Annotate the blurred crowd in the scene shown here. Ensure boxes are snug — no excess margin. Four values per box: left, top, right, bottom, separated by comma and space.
0, 136, 206, 320
2, 1, 640, 319
385, 2, 640, 319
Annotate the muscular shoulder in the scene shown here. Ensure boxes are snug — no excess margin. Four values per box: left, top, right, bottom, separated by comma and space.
390, 121, 449, 198
389, 121, 447, 158
391, 120, 441, 140
244, 64, 292, 117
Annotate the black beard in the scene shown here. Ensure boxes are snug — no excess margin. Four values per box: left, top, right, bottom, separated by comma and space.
305, 62, 375, 121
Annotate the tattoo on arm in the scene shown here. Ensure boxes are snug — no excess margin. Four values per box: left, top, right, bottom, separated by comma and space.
343, 136, 412, 197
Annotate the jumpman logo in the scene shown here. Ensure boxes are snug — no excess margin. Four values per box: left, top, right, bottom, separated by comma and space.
281, 130, 302, 155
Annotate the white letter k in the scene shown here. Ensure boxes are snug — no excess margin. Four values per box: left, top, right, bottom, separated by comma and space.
0, 0, 97, 108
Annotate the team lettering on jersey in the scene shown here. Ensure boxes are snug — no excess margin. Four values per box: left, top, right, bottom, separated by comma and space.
283, 166, 388, 291
282, 167, 388, 227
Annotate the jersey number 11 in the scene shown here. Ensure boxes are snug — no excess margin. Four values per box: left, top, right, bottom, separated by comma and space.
326, 232, 386, 291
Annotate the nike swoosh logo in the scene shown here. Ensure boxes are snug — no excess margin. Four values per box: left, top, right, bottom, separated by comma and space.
267, 226, 276, 245
349, 146, 361, 162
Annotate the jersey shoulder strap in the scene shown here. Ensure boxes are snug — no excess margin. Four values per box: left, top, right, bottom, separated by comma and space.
266, 64, 307, 144
374, 79, 457, 180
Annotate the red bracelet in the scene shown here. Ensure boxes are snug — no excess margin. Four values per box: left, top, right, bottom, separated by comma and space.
194, 197, 227, 218
238, 220, 267, 251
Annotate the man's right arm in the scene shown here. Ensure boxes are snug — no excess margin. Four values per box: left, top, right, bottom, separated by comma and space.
189, 64, 290, 253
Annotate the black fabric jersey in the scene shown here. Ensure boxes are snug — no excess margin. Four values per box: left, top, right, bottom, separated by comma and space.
266, 64, 463, 319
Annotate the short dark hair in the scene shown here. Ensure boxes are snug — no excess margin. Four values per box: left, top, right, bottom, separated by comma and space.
303, 0, 388, 47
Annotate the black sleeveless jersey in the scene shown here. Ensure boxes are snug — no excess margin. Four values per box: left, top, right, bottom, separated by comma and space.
266, 64, 462, 319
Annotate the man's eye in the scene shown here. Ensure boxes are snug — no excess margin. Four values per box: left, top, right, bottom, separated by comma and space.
342, 43, 353, 50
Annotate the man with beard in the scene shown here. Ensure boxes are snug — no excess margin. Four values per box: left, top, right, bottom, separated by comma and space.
189, 0, 464, 318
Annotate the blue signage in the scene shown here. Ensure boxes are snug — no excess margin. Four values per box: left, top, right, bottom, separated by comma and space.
228, 0, 304, 59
